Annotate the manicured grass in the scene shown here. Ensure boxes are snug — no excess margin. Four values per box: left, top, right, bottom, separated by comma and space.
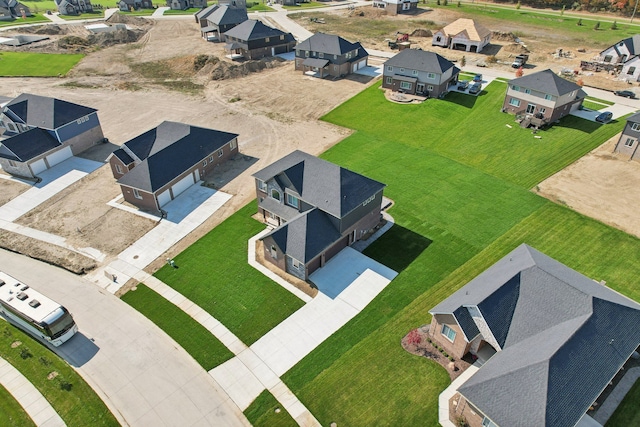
606, 378, 640, 427
57, 11, 104, 20
121, 284, 234, 370
19, 0, 58, 11
0, 14, 49, 27
247, 3, 274, 11
154, 203, 304, 345
0, 52, 84, 77
0, 323, 118, 426
244, 390, 298, 427
116, 9, 155, 16
163, 7, 200, 14
582, 100, 607, 110
0, 383, 36, 427
586, 95, 615, 106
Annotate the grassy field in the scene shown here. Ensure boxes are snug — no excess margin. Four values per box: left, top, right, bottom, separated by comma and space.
0, 323, 118, 426
283, 1, 328, 10
121, 284, 234, 370
0, 15, 49, 27
244, 390, 298, 427
0, 383, 35, 427
163, 7, 200, 15
58, 11, 104, 20
606, 378, 640, 426
0, 52, 84, 77
154, 203, 304, 346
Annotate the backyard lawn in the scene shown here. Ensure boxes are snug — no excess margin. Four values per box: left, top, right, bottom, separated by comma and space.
0, 14, 48, 27
0, 52, 84, 77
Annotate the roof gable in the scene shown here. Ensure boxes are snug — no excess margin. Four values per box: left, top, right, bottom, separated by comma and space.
295, 32, 361, 55
5, 93, 96, 129
223, 19, 291, 41
442, 18, 491, 42
384, 49, 457, 74
207, 5, 247, 26
0, 127, 60, 162
508, 69, 581, 96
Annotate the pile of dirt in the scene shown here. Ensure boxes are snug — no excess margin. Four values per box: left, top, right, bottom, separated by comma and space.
88, 28, 147, 48
208, 57, 286, 80
492, 31, 517, 42
58, 35, 92, 50
411, 28, 432, 37
106, 12, 151, 27
502, 43, 530, 54
20, 24, 68, 35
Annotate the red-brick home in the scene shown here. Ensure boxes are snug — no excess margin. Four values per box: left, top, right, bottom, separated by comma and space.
108, 121, 239, 213
253, 150, 385, 281
428, 243, 640, 427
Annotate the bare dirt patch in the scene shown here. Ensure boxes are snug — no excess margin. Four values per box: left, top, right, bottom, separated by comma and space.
0, 175, 30, 206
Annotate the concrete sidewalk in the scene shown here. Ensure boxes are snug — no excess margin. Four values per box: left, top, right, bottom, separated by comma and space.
0, 356, 66, 427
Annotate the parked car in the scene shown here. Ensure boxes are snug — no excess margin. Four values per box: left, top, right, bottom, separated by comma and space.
595, 111, 613, 123
469, 83, 482, 95
614, 90, 637, 99
473, 74, 483, 82
457, 80, 469, 90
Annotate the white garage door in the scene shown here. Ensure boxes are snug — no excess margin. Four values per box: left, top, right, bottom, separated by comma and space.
30, 158, 47, 175
157, 189, 172, 207
170, 172, 196, 199
45, 146, 73, 168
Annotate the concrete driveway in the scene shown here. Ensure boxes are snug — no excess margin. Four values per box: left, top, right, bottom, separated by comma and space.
0, 248, 249, 427
571, 103, 637, 121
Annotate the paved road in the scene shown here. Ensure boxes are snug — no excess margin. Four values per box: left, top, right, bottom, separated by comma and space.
0, 249, 250, 427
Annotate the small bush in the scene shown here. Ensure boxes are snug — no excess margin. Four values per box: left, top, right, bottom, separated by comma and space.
611, 21, 618, 30
448, 356, 454, 361
515, 1, 521, 9
457, 0, 460, 6
39, 356, 51, 366
443, 0, 447, 5
20, 347, 32, 360
577, 18, 583, 26
461, 55, 466, 67
594, 21, 600, 30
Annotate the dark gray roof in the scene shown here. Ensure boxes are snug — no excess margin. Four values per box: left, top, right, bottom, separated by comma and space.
431, 243, 640, 427
626, 111, 640, 124
206, 5, 247, 26
223, 19, 294, 43
302, 58, 329, 68
116, 121, 238, 193
195, 3, 218, 20
262, 208, 341, 263
4, 93, 96, 130
384, 49, 458, 74
0, 127, 59, 162
295, 32, 366, 56
252, 150, 385, 219
601, 35, 640, 56
112, 148, 134, 165
508, 69, 582, 96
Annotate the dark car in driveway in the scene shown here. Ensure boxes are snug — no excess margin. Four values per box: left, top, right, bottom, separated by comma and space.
614, 90, 636, 99
473, 74, 483, 82
457, 80, 469, 90
595, 111, 613, 123
469, 83, 482, 95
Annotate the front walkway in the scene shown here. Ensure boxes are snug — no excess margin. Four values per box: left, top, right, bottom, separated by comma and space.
0, 356, 66, 427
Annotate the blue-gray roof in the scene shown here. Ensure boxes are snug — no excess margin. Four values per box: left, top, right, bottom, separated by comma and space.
431, 244, 640, 427
4, 93, 96, 130
384, 49, 458, 75
206, 5, 247, 26
112, 148, 134, 165
295, 32, 366, 57
116, 121, 238, 193
626, 111, 640, 124
508, 69, 582, 96
0, 127, 59, 162
223, 19, 294, 43
252, 150, 385, 219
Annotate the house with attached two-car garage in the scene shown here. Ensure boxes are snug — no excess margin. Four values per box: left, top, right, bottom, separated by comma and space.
108, 121, 239, 213
0, 93, 104, 179
294, 32, 368, 78
222, 19, 295, 60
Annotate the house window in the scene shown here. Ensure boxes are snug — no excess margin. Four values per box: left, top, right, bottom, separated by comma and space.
526, 104, 536, 114
257, 180, 267, 192
7, 123, 15, 132
387, 65, 393, 72
271, 189, 280, 201
571, 91, 576, 97
400, 81, 412, 90
115, 164, 123, 174
286, 193, 299, 208
632, 123, 640, 131
544, 94, 553, 101
436, 36, 441, 42
305, 51, 309, 57
291, 258, 302, 269
218, 149, 224, 157
280, 35, 284, 40
412, 70, 418, 76
628, 67, 636, 75
511, 85, 520, 91
334, 54, 337, 60
539, 107, 546, 114
8, 160, 16, 167
625, 138, 635, 147
209, 156, 213, 162
427, 72, 435, 79
203, 159, 207, 166
319, 52, 324, 58
386, 77, 393, 84
482, 417, 498, 427
441, 324, 456, 342
230, 139, 237, 149
509, 98, 520, 107
524, 88, 531, 94
604, 55, 613, 62
133, 189, 143, 200
270, 245, 277, 258
265, 37, 270, 42
311, 51, 315, 56
427, 85, 434, 91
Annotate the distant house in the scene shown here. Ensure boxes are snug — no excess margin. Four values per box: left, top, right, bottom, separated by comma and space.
619, 55, 640, 82
199, 5, 247, 41
371, 0, 418, 15
294, 33, 368, 78
118, 0, 152, 11
598, 35, 640, 64
613, 112, 640, 161
167, 0, 205, 10
502, 69, 585, 126
429, 243, 640, 427
0, 0, 31, 20
432, 18, 491, 53
253, 151, 386, 281
195, 3, 218, 24
0, 94, 104, 179
222, 20, 295, 60
382, 49, 459, 98
108, 121, 239, 212
55, 0, 94, 15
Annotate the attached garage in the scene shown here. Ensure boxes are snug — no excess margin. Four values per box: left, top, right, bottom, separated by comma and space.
29, 158, 47, 176
45, 146, 73, 168
352, 59, 367, 72
165, 170, 199, 206
157, 189, 172, 207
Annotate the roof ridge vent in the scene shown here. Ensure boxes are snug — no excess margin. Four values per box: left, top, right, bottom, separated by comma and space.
16, 292, 28, 301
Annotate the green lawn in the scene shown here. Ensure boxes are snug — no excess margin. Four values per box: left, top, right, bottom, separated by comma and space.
57, 11, 104, 20
606, 378, 640, 426
0, 323, 118, 426
0, 14, 49, 27
0, 52, 84, 77
163, 7, 200, 15
116, 9, 155, 16
0, 383, 36, 427
247, 3, 274, 11
154, 203, 304, 346
244, 390, 298, 427
19, 0, 58, 11
121, 284, 234, 370
283, 1, 328, 9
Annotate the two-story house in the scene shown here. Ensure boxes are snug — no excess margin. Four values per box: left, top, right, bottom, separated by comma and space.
0, 0, 31, 20
108, 121, 239, 212
294, 33, 368, 78
429, 243, 640, 427
372, 0, 418, 15
382, 48, 459, 98
613, 112, 640, 161
166, 0, 205, 11
223, 19, 295, 60
199, 5, 247, 41
55, 0, 93, 15
432, 18, 491, 53
252, 150, 386, 281
598, 35, 640, 64
0, 93, 104, 179
502, 69, 585, 126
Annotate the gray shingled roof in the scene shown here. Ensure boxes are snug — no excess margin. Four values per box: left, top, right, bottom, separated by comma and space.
207, 5, 247, 26
295, 32, 366, 56
0, 127, 59, 162
4, 93, 96, 130
223, 19, 293, 42
626, 111, 640, 124
601, 35, 640, 56
430, 243, 640, 427
384, 49, 458, 74
195, 3, 218, 20
508, 69, 582, 96
262, 208, 342, 263
252, 150, 385, 219
116, 121, 238, 193
111, 148, 134, 165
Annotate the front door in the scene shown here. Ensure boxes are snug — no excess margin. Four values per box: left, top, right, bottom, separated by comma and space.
416, 83, 425, 93
526, 104, 536, 114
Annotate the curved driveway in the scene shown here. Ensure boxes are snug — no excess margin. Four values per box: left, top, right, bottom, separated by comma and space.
0, 248, 249, 427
